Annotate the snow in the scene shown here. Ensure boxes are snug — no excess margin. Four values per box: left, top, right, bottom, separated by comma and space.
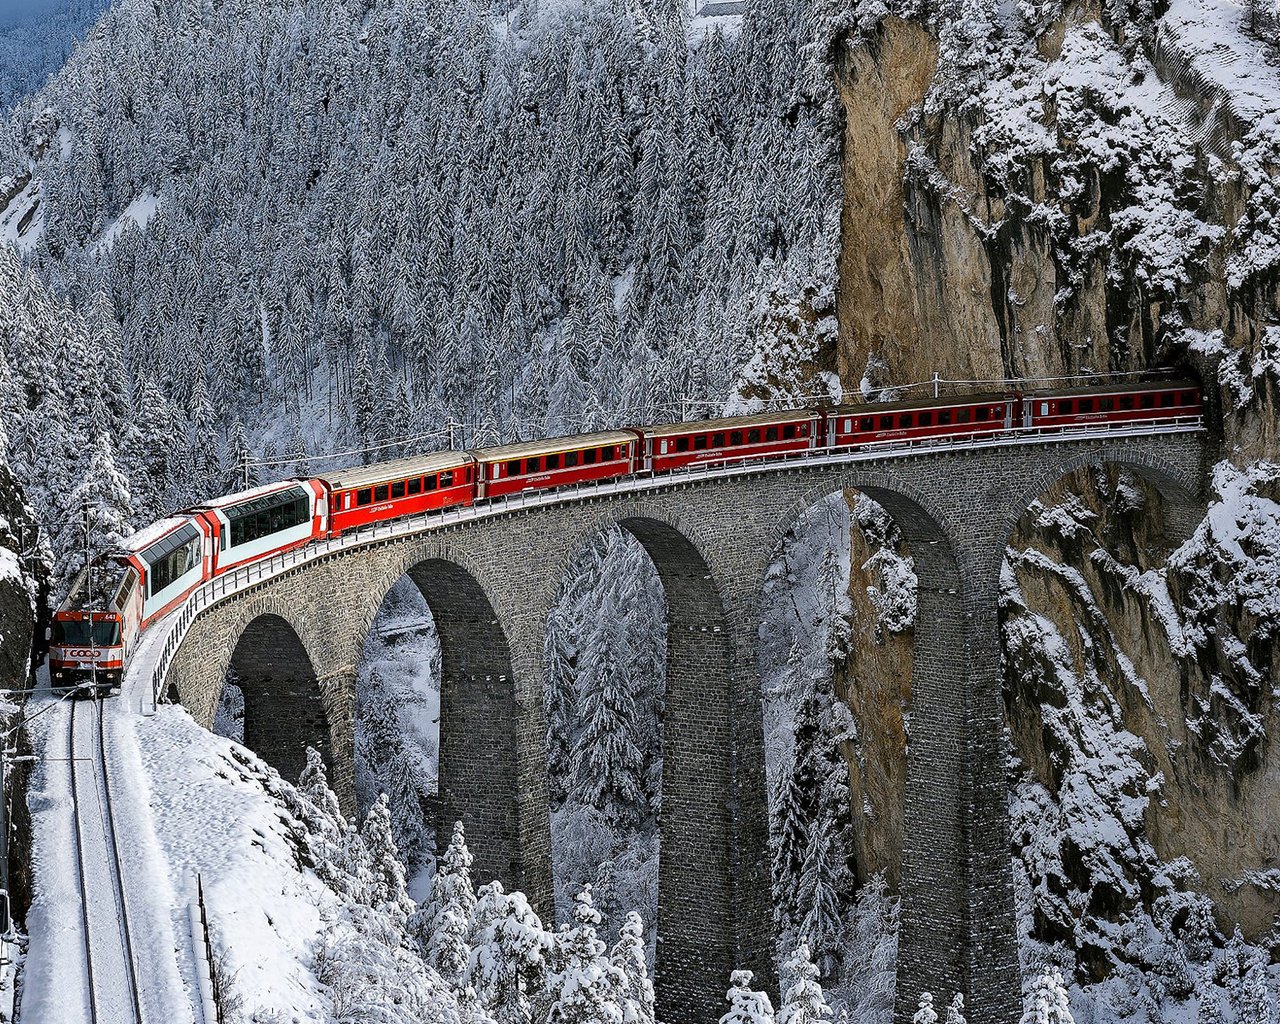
0, 177, 43, 252
90, 190, 159, 254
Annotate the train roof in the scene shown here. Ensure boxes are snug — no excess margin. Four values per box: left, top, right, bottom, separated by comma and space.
1027, 379, 1197, 400
641, 409, 816, 438
189, 478, 311, 512
319, 450, 475, 490
120, 515, 192, 553
60, 556, 131, 613
830, 391, 1013, 415
471, 430, 637, 462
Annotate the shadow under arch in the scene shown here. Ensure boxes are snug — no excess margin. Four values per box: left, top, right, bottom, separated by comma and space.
226, 612, 333, 787
372, 556, 520, 890
548, 510, 737, 1024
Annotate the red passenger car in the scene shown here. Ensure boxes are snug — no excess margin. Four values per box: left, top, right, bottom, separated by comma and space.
474, 431, 637, 498
638, 411, 819, 473
322, 452, 477, 535
826, 393, 1016, 448
1021, 382, 1202, 430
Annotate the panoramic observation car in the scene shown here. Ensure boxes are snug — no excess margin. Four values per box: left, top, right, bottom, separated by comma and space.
322, 452, 478, 535
639, 410, 819, 473
474, 431, 637, 498
52, 377, 1203, 694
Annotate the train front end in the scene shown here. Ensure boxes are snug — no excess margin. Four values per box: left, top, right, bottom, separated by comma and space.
49, 609, 125, 693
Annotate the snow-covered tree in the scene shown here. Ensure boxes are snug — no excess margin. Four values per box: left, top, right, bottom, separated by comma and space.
299, 746, 343, 823
913, 993, 938, 1024
1020, 970, 1074, 1024
609, 912, 654, 1024
945, 993, 966, 1024
412, 820, 478, 979
360, 793, 413, 923
52, 433, 133, 598
721, 970, 776, 1024
778, 942, 830, 1024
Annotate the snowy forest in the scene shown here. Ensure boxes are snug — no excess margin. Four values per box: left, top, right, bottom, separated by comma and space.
1, 0, 1279, 1019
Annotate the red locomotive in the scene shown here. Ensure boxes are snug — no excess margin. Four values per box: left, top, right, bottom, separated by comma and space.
49, 379, 1202, 692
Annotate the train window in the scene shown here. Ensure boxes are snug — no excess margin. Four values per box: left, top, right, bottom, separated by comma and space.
144, 523, 201, 595
391, 481, 406, 499
1182, 390, 1196, 403
938, 410, 952, 425
694, 435, 708, 450
226, 490, 309, 549
357, 488, 373, 506
1102, 397, 1115, 411
425, 475, 437, 490
878, 416, 891, 430
584, 448, 597, 464
547, 453, 561, 470
408, 478, 422, 495
507, 460, 521, 476
1079, 399, 1093, 413
439, 472, 453, 487
374, 485, 389, 502
783, 424, 796, 439
975, 407, 989, 421
800, 424, 808, 435
713, 433, 726, 447
766, 427, 778, 441
958, 408, 971, 423
844, 419, 854, 433
1160, 392, 1175, 407
918, 412, 933, 426
748, 429, 761, 443
566, 450, 579, 467
861, 418, 874, 432
525, 457, 539, 473
1141, 394, 1155, 408
660, 440, 669, 454
1120, 396, 1134, 409
676, 437, 690, 452
898, 414, 911, 428
731, 431, 744, 446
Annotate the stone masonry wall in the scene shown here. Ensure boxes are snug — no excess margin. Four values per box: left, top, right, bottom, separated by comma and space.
162, 432, 1206, 1024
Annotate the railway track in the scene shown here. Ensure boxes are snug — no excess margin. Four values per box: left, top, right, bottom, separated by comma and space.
68, 697, 146, 1024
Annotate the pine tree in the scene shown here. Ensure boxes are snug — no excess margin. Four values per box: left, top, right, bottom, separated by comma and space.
412, 820, 478, 975
777, 942, 830, 1024
467, 881, 552, 1024
52, 433, 133, 598
548, 886, 626, 1024
721, 970, 775, 1024
1020, 969, 1074, 1024
1242, 960, 1276, 1024
360, 793, 413, 923
913, 993, 937, 1024
945, 994, 966, 1024
610, 912, 654, 1024
299, 745, 343, 824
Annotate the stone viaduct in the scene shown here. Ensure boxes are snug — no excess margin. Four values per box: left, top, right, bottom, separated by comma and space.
159, 429, 1207, 1024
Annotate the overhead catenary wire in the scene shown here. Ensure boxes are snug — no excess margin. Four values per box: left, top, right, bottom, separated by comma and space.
246, 367, 1181, 472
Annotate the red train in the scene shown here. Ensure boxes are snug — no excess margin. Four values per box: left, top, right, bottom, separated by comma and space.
49, 380, 1202, 691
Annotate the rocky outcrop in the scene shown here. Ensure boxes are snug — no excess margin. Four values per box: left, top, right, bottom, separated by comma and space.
829, 0, 1280, 987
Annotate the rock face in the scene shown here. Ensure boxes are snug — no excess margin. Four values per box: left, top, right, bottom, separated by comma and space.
828, 0, 1280, 994
0, 455, 43, 694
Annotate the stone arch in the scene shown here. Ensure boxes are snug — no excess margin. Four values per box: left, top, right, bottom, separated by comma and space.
225, 611, 333, 788
358, 545, 521, 890
767, 471, 977, 1011
548, 504, 740, 1024
996, 442, 1205, 558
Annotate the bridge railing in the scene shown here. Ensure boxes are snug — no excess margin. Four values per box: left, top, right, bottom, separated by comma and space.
146, 414, 1204, 708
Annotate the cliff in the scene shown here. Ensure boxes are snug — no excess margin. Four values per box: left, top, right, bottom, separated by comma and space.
829, 0, 1280, 996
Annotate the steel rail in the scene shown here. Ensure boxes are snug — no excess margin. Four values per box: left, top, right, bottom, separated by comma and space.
146, 416, 1206, 707
68, 700, 100, 1024
68, 698, 145, 1024
93, 699, 146, 1024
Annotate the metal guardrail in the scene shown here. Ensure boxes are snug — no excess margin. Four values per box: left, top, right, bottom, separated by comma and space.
146, 416, 1205, 707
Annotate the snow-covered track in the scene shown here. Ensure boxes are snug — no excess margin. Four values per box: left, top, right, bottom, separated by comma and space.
68, 697, 146, 1024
